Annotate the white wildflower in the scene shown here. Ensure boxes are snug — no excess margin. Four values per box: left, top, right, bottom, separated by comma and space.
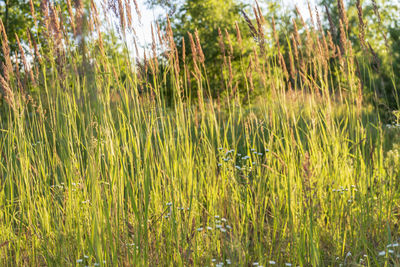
387, 243, 399, 248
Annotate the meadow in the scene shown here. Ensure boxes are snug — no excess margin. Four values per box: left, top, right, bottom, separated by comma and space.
0, 0, 400, 266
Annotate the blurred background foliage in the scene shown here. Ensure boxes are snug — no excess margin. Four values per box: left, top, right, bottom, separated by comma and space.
1, 0, 399, 112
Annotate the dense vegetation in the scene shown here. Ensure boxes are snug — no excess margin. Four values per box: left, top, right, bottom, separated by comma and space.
0, 0, 399, 266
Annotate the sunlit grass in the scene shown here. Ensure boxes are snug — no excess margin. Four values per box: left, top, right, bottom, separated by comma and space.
0, 1, 400, 266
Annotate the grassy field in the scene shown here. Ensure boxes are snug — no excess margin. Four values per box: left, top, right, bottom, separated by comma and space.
1, 0, 400, 266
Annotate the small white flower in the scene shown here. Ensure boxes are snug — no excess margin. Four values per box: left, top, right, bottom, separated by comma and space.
220, 228, 226, 232
285, 264, 292, 266
212, 258, 216, 262
251, 149, 256, 152
94, 263, 100, 266
378, 251, 386, 256
215, 215, 220, 219
389, 249, 394, 254
268, 261, 276, 265
77, 259, 83, 263
216, 224, 222, 229
218, 163, 222, 167
221, 218, 227, 222
84, 255, 89, 259
197, 227, 203, 231
252, 262, 259, 266
166, 202, 172, 206
207, 226, 213, 230
235, 166, 241, 170
346, 252, 351, 257
218, 147, 223, 150
258, 153, 263, 156
226, 225, 232, 229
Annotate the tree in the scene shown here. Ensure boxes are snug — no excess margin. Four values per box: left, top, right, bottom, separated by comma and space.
146, 0, 256, 99
0, 0, 33, 54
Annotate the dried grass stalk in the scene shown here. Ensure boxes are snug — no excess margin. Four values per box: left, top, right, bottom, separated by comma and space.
356, 0, 366, 49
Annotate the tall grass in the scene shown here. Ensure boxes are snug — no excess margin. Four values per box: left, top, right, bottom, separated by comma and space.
0, 0, 399, 266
